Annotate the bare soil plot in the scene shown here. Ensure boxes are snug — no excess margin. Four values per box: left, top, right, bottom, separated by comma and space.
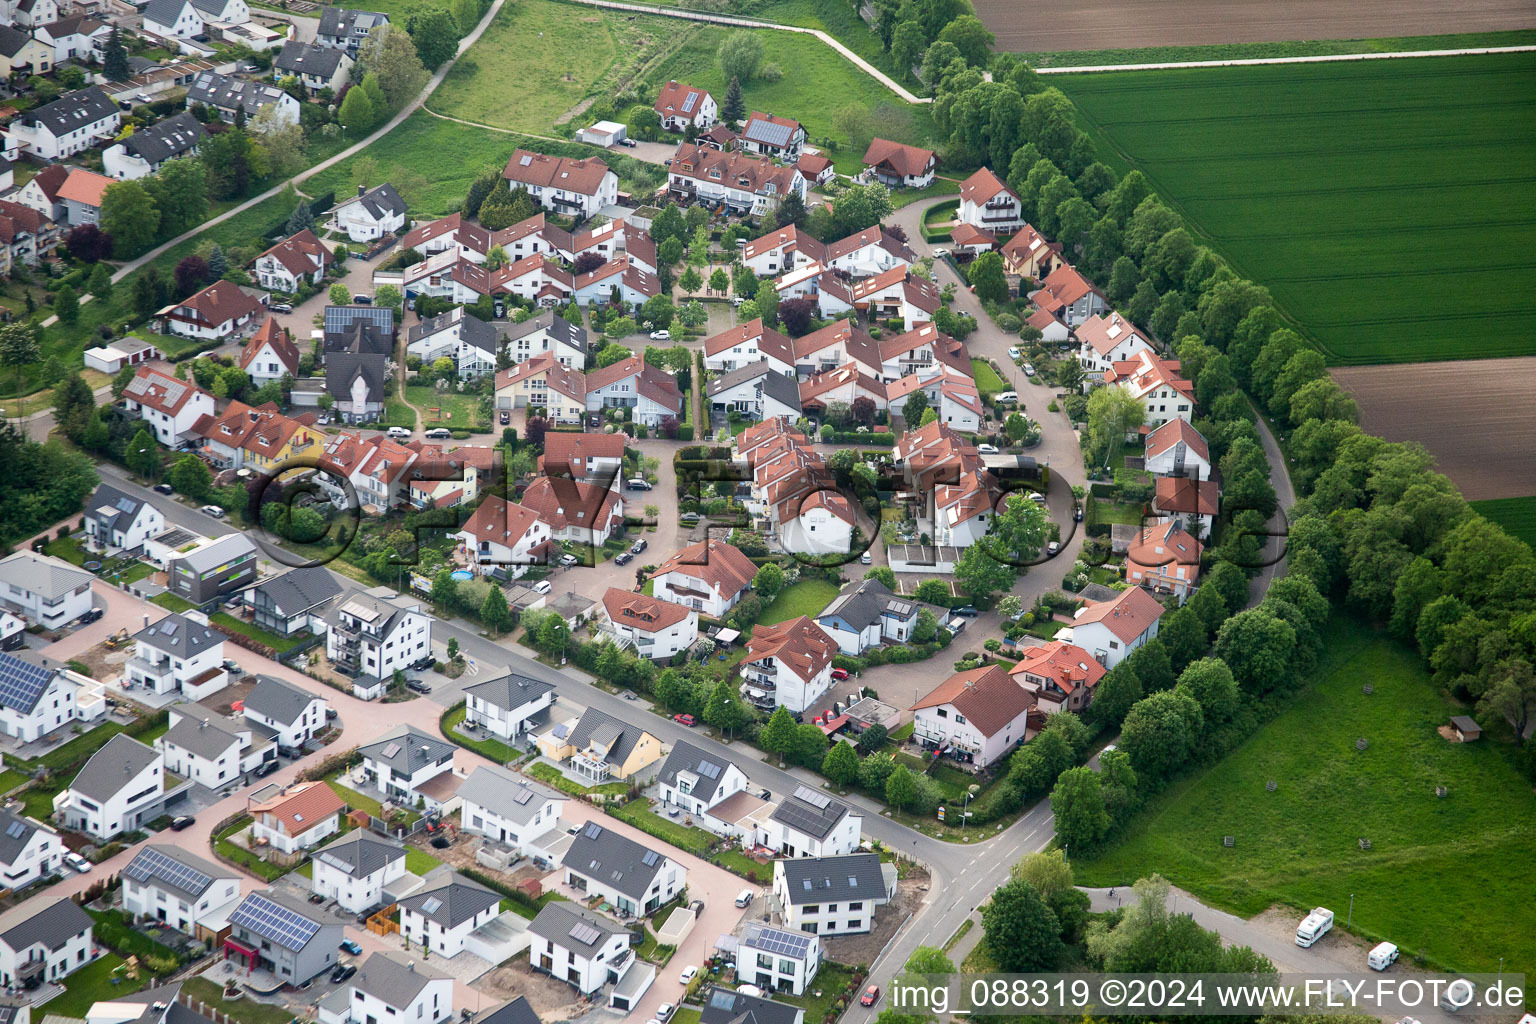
473, 961, 585, 1022
976, 0, 1536, 54
820, 866, 929, 966
1331, 358, 1536, 500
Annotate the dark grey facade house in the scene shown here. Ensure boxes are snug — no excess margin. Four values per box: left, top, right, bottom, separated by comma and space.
325, 306, 395, 425
167, 533, 259, 607
245, 566, 343, 636
226, 889, 343, 984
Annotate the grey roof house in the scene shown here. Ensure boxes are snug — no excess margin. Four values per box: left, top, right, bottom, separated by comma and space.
773, 852, 894, 935
563, 821, 685, 916
0, 897, 95, 989
55, 733, 181, 841
462, 671, 555, 741
316, 7, 389, 53
81, 483, 164, 553
243, 674, 329, 749
244, 565, 343, 636
226, 889, 344, 984
166, 533, 259, 607
121, 845, 241, 939
103, 110, 206, 180
455, 765, 566, 857
525, 901, 633, 998
700, 987, 803, 1024
358, 725, 457, 807
273, 40, 353, 95
397, 872, 502, 957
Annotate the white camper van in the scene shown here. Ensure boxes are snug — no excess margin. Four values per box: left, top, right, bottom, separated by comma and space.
1368, 942, 1399, 970
1295, 907, 1334, 947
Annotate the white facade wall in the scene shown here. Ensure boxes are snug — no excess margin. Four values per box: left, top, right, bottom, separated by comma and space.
565, 857, 684, 918
0, 918, 92, 986
0, 824, 63, 891
658, 762, 748, 817
55, 755, 163, 840
311, 856, 405, 914
465, 689, 552, 741
0, 673, 79, 742
401, 903, 498, 958
126, 389, 215, 446
349, 976, 452, 1024
253, 814, 338, 854
1071, 618, 1158, 671
911, 703, 1026, 768
527, 932, 628, 995
123, 874, 240, 933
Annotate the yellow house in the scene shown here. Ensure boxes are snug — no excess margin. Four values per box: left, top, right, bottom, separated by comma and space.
0, 33, 54, 77
538, 707, 662, 783
494, 352, 588, 425
242, 414, 321, 473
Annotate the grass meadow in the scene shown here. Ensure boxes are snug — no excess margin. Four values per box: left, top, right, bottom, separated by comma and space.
1058, 53, 1536, 365
1470, 496, 1536, 550
1071, 616, 1536, 976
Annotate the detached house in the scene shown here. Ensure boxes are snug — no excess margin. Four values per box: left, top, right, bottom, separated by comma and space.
563, 821, 685, 917
1076, 311, 1154, 378
600, 588, 698, 661
773, 853, 893, 936
159, 280, 265, 341
326, 183, 405, 243
648, 538, 757, 618
0, 553, 94, 633
3, 87, 119, 161
1070, 585, 1164, 669
103, 110, 205, 180
1153, 476, 1220, 537
861, 137, 936, 188
667, 143, 806, 216
815, 577, 950, 656
527, 902, 632, 997
273, 40, 352, 96
455, 495, 554, 576
316, 7, 388, 54
501, 149, 617, 219
539, 430, 624, 483
0, 897, 94, 989
328, 953, 452, 1024
501, 310, 587, 368
239, 317, 301, 386
654, 80, 716, 132
254, 228, 330, 293
158, 701, 273, 788
912, 664, 1037, 766
398, 873, 501, 958
124, 610, 228, 701
310, 832, 406, 913
463, 671, 555, 742
1143, 418, 1212, 482
1030, 262, 1108, 332
584, 354, 684, 427
703, 317, 796, 376
406, 307, 498, 379
1126, 518, 1203, 599
53, 734, 170, 840
1009, 640, 1107, 715
740, 112, 806, 161
325, 306, 395, 424
457, 765, 566, 859
226, 890, 344, 984
706, 360, 802, 421
0, 807, 64, 892
537, 706, 662, 783
357, 726, 457, 810
55, 168, 112, 227
1000, 223, 1064, 281
164, 533, 259, 607
325, 588, 432, 691
0, 650, 84, 742
957, 167, 1023, 234
1104, 348, 1195, 427
122, 845, 241, 940
736, 923, 821, 995
82, 483, 164, 555
0, 24, 53, 76
741, 616, 837, 716
123, 366, 215, 446
185, 72, 300, 127
657, 740, 749, 820
244, 673, 329, 750
249, 780, 345, 853
762, 786, 860, 859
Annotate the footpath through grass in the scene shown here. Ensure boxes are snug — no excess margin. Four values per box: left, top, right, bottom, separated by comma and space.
1059, 52, 1536, 365
1072, 616, 1536, 976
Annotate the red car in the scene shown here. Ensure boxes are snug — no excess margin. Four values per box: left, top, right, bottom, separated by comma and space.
830, 668, 850, 680
674, 714, 696, 727
860, 985, 881, 1007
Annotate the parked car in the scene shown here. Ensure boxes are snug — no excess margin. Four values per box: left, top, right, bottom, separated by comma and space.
386, 426, 412, 440
271, 302, 293, 313
859, 551, 872, 564
1029, 491, 1047, 504
331, 964, 357, 983
649, 330, 671, 341
627, 478, 653, 491
78, 607, 104, 624
678, 966, 699, 985
655, 1004, 677, 1023
200, 504, 225, 518
317, 415, 331, 426
734, 890, 753, 908
673, 713, 696, 727
500, 410, 510, 425
976, 443, 1000, 455
170, 815, 195, 831
255, 759, 281, 777
424, 427, 452, 440
1022, 363, 1036, 377
620, 138, 638, 147
406, 679, 432, 695
532, 579, 553, 594
412, 655, 435, 670
1008, 346, 1022, 359
953, 605, 979, 617
830, 667, 849, 680
224, 658, 244, 675
1046, 541, 1060, 556
340, 940, 363, 956
353, 294, 373, 305
630, 538, 647, 554
153, 482, 175, 495
680, 512, 701, 524
615, 552, 633, 566
558, 553, 580, 567
932, 248, 950, 259
64, 852, 91, 873
996, 391, 1019, 404
1073, 506, 1084, 522
861, 985, 881, 1007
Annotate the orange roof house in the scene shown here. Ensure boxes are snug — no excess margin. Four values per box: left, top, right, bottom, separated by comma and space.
910, 665, 1036, 767
1009, 640, 1107, 714
249, 781, 345, 851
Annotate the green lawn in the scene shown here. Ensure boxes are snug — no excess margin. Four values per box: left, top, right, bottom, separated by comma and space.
18, 721, 131, 772
45, 536, 92, 565
404, 847, 442, 875
607, 800, 713, 855
213, 817, 290, 882
328, 780, 385, 818
210, 612, 300, 653
969, 358, 1007, 400
1013, 28, 1536, 68
440, 704, 521, 763
758, 579, 840, 625
182, 977, 296, 1024
0, 768, 27, 794
779, 962, 856, 1022
1059, 53, 1536, 365
1072, 617, 1536, 976
152, 592, 197, 613
42, 955, 143, 1015
1470, 496, 1536, 550
382, 397, 417, 429
405, 384, 490, 432
524, 761, 630, 798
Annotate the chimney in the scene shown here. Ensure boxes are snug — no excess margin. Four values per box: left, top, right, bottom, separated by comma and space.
407, 961, 415, 972
358, 185, 366, 197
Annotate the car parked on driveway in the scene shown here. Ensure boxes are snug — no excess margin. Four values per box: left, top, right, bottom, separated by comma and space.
627, 478, 653, 491
615, 551, 633, 566
340, 940, 363, 955
630, 538, 647, 554
406, 679, 432, 695
331, 964, 357, 983
558, 553, 579, 567
65, 852, 91, 873
169, 815, 195, 831
953, 605, 979, 617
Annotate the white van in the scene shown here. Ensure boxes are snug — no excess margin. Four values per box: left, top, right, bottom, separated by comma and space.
734, 889, 753, 908
1295, 907, 1334, 947
996, 391, 1019, 404
1368, 942, 1399, 971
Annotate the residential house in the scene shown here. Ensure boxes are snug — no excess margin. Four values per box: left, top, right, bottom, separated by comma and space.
273, 40, 352, 96
1126, 518, 1203, 599
705, 360, 803, 422
326, 183, 405, 243
243, 674, 329, 750
563, 821, 685, 916
142, 0, 206, 39
333, 953, 451, 1024
584, 355, 683, 427
249, 780, 345, 853
0, 24, 53, 76
189, 400, 316, 472
885, 370, 984, 431
797, 151, 835, 185
1153, 476, 1220, 538
475, 999, 540, 1024
741, 617, 837, 715
0, 197, 58, 271
539, 431, 623, 484
404, 441, 496, 510
83, 336, 162, 375
405, 307, 498, 379
701, 988, 803, 1024
0, 897, 94, 989
124, 610, 228, 701
1076, 311, 1154, 378
494, 353, 578, 419
158, 701, 273, 788
1000, 223, 1065, 281
184, 72, 300, 127
703, 318, 795, 375
234, 319, 299, 388
526, 901, 632, 997
316, 7, 388, 54
324, 306, 395, 424
599, 588, 698, 661
123, 366, 215, 445
454, 495, 554, 576
761, 786, 860, 859
861, 137, 936, 188
0, 807, 63, 893
3, 87, 119, 161
569, 258, 660, 310
320, 431, 418, 509
536, 706, 662, 783
957, 166, 1023, 233
457, 765, 566, 859
225, 890, 343, 984
488, 253, 573, 308
1031, 262, 1108, 331
815, 577, 951, 656
739, 112, 805, 161
54, 168, 111, 226
463, 672, 556, 742
948, 222, 996, 257
52, 734, 169, 840
892, 420, 1003, 550
500, 310, 587, 368
164, 533, 259, 607
309, 832, 406, 913
103, 110, 205, 180
876, 321, 969, 384
37, 17, 111, 64
501, 150, 617, 219
821, 225, 915, 279
0, 613, 21, 652
398, 873, 501, 958
121, 845, 241, 940
325, 589, 432, 689
653, 80, 716, 132
11, 160, 67, 223
648, 538, 757, 618
1104, 348, 1195, 427
357, 726, 457, 809
1069, 585, 1164, 669
81, 483, 164, 555
159, 280, 264, 341
0, 650, 83, 742
667, 143, 806, 217
773, 854, 893, 936
791, 319, 882, 378
8, 0, 58, 30
1143, 418, 1212, 482
253, 229, 330, 293
741, 226, 825, 279
657, 740, 749, 819
0, 552, 93, 632
736, 923, 821, 995
1009, 640, 1107, 715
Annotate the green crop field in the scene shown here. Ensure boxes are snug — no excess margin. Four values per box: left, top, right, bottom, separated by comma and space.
1470, 496, 1536, 550
1072, 617, 1536, 976
1058, 53, 1536, 365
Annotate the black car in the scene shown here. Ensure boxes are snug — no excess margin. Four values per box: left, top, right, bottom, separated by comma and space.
153, 483, 175, 495
500, 410, 510, 425
630, 538, 647, 554
78, 607, 103, 624
412, 655, 435, 670
254, 759, 281, 778
1073, 506, 1085, 522
615, 551, 633, 566
331, 964, 357, 983
407, 679, 432, 695
169, 815, 195, 831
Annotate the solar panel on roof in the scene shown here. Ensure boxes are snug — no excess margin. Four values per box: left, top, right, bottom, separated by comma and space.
569, 922, 602, 945
381, 742, 401, 758
231, 893, 319, 952
641, 850, 659, 867
513, 788, 534, 805
126, 847, 213, 896
0, 653, 55, 715
746, 117, 793, 148
583, 823, 602, 839
697, 759, 721, 780
680, 92, 698, 114
793, 785, 831, 809
5, 821, 25, 839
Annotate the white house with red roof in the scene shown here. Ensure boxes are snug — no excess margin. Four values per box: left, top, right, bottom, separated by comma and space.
740, 112, 806, 161
318, 433, 419, 510
668, 143, 806, 216
886, 371, 984, 432
455, 494, 554, 577
821, 225, 916, 279
501, 149, 617, 219
817, 266, 941, 325
158, 279, 265, 340
1000, 223, 1064, 281
741, 225, 825, 279
793, 319, 882, 378
648, 538, 757, 618
780, 487, 856, 558
742, 616, 837, 714
654, 80, 716, 132
1076, 311, 1153, 379
494, 353, 588, 423
862, 137, 936, 188
539, 431, 625, 483
1030, 262, 1107, 330
1008, 640, 1107, 715
798, 363, 887, 415
254, 228, 330, 293
1104, 348, 1196, 427
240, 317, 300, 385
876, 322, 969, 383
1143, 419, 1211, 481
520, 476, 623, 547
957, 167, 1023, 233
584, 354, 683, 427
495, 253, 574, 307
1069, 585, 1165, 669
1153, 476, 1220, 537
570, 258, 660, 308
948, 222, 997, 257
404, 442, 496, 510
250, 780, 345, 854
911, 665, 1035, 768
796, 152, 835, 185
1126, 518, 1203, 600
600, 589, 697, 660
703, 317, 796, 376
123, 366, 214, 445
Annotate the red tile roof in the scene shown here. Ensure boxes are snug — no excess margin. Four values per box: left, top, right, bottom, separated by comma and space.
1072, 585, 1166, 645
703, 318, 794, 365
669, 142, 802, 197
654, 80, 712, 121
1075, 311, 1146, 358
239, 316, 300, 375
125, 366, 209, 416
520, 475, 621, 534
175, 280, 263, 327
250, 780, 344, 836
56, 168, 112, 208
648, 539, 757, 600
1144, 418, 1210, 464
602, 588, 693, 632
948, 223, 997, 249
257, 228, 329, 279
459, 493, 544, 548
912, 665, 1035, 738
1155, 476, 1220, 517
1009, 641, 1107, 696
862, 137, 935, 178
502, 149, 613, 197
539, 432, 626, 478
958, 167, 1016, 206
746, 616, 836, 684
